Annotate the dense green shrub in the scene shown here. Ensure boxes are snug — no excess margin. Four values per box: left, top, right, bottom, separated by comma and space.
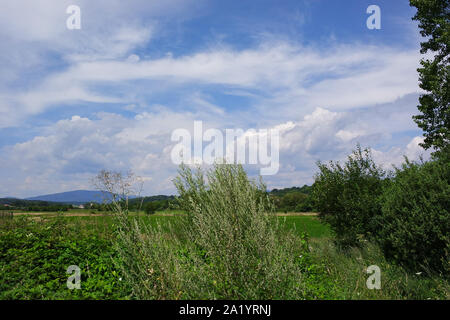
143, 201, 159, 215
270, 185, 316, 213
295, 195, 315, 212
0, 216, 129, 299
273, 192, 308, 213
312, 145, 386, 247
312, 143, 449, 274
377, 153, 450, 274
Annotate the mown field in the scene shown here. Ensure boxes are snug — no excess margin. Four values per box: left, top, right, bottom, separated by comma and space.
0, 212, 448, 300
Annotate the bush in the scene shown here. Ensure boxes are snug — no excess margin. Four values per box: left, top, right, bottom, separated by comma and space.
312, 145, 386, 247
377, 154, 450, 274
270, 186, 316, 213
173, 164, 309, 299
0, 215, 128, 299
295, 195, 315, 212
309, 239, 449, 299
108, 164, 319, 299
279, 192, 308, 212
144, 202, 159, 215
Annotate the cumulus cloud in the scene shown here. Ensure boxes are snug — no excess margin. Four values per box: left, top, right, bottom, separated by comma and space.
371, 136, 431, 170
0, 98, 430, 197
0, 112, 183, 197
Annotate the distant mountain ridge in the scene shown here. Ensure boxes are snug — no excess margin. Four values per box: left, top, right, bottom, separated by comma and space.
25, 190, 113, 204
0, 191, 169, 208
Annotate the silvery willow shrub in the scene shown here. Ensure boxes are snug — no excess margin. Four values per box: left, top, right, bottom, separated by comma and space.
106, 164, 312, 299
173, 163, 308, 299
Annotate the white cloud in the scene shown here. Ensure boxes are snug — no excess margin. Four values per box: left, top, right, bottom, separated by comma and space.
44, 43, 421, 90
0, 0, 431, 197
0, 0, 199, 43
371, 136, 431, 169
0, 0, 202, 126
0, 41, 424, 128
0, 99, 430, 197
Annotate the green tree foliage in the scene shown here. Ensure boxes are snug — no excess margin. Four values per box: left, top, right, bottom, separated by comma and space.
312, 145, 386, 247
24, 205, 71, 212
0, 199, 71, 212
377, 152, 450, 273
281, 193, 308, 211
410, 0, 450, 151
270, 185, 315, 212
270, 185, 313, 196
312, 143, 449, 274
273, 192, 312, 212
86, 202, 109, 212
144, 201, 159, 215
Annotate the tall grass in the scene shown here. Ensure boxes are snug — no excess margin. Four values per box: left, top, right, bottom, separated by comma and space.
308, 239, 449, 300
106, 164, 312, 299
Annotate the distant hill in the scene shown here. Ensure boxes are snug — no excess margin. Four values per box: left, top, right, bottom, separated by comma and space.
128, 195, 176, 205
0, 192, 171, 210
0, 198, 74, 213
0, 198, 57, 207
25, 190, 114, 204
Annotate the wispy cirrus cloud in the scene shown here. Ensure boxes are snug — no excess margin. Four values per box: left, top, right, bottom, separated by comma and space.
2, 41, 423, 128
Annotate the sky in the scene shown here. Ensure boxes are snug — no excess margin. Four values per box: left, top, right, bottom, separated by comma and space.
0, 0, 431, 198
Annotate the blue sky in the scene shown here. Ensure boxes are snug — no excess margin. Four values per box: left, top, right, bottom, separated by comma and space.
0, 0, 430, 197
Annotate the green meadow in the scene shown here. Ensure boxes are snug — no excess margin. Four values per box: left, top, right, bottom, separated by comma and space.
1, 212, 447, 300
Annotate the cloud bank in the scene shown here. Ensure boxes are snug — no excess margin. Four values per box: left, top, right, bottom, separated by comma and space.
0, 1, 430, 197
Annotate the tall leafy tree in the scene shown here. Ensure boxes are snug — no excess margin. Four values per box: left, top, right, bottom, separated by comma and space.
410, 0, 450, 151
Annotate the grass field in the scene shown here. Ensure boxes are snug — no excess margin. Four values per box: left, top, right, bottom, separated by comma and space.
9, 210, 330, 238
279, 215, 331, 238
0, 212, 447, 300
42, 213, 331, 239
